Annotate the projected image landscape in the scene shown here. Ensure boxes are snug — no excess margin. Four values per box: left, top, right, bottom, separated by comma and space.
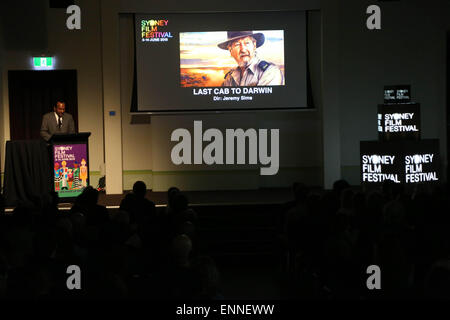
179, 30, 285, 87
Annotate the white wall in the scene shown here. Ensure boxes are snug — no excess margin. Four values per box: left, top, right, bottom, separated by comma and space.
101, 0, 123, 194
120, 14, 153, 190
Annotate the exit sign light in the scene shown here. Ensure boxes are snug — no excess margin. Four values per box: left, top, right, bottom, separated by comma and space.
33, 57, 54, 69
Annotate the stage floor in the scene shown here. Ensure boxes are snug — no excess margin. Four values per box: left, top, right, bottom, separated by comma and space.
58, 187, 295, 209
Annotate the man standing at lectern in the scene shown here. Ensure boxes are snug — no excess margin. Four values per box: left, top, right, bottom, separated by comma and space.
40, 100, 75, 141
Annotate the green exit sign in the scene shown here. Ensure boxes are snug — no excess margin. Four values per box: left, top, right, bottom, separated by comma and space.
33, 57, 53, 68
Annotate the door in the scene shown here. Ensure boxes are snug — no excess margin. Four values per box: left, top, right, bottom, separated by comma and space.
8, 70, 78, 140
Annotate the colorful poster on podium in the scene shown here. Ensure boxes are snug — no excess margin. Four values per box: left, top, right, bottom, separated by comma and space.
53, 143, 89, 198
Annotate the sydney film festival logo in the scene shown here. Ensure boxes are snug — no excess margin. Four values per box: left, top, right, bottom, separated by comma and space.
141, 19, 173, 42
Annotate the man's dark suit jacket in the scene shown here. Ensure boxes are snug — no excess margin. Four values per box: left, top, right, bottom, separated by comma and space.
40, 112, 76, 141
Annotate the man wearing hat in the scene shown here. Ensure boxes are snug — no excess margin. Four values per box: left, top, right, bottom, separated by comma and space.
218, 31, 284, 87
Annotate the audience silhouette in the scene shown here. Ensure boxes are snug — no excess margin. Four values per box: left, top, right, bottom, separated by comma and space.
0, 179, 449, 300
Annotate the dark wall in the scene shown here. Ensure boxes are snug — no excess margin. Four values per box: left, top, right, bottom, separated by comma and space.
0, 0, 48, 51
337, 0, 450, 183
118, 0, 320, 13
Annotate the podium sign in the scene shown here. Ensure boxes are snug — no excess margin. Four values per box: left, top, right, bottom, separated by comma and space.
360, 139, 440, 185
50, 132, 91, 200
384, 85, 411, 104
53, 143, 89, 198
377, 103, 421, 141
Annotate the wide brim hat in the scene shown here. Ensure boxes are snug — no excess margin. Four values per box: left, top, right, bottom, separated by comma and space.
218, 31, 265, 50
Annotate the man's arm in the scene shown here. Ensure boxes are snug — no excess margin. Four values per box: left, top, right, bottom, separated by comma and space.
222, 69, 238, 86
40, 114, 52, 141
257, 64, 284, 86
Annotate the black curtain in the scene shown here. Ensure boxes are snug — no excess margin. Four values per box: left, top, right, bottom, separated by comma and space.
8, 70, 78, 140
447, 31, 450, 182
3, 140, 52, 207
